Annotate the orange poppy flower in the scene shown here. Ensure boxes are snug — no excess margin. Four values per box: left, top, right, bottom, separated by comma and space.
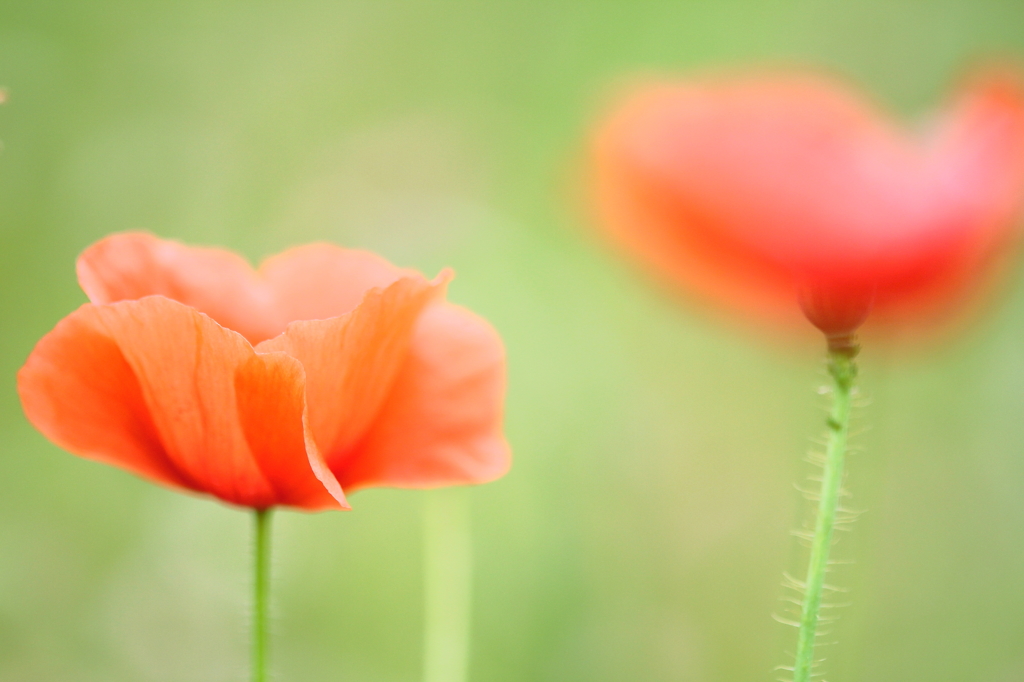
593, 69, 1024, 339
18, 233, 510, 511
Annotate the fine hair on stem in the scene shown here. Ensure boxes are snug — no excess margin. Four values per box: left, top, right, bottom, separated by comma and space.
775, 343, 861, 682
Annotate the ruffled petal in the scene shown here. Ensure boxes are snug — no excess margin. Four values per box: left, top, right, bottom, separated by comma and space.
17, 304, 191, 490
78, 232, 280, 343
235, 353, 348, 510
64, 296, 343, 510
77, 233, 412, 344
258, 243, 410, 327
336, 302, 510, 492
257, 274, 448, 466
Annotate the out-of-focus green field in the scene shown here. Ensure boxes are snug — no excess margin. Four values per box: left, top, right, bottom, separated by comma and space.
3, 2, 1024, 681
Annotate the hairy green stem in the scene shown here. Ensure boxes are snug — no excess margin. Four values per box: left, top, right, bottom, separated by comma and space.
423, 489, 472, 682
252, 508, 272, 682
792, 348, 856, 682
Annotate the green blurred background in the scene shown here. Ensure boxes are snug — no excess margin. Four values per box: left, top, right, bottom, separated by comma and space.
3, 1, 1024, 680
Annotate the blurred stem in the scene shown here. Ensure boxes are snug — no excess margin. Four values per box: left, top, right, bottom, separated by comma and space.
792, 347, 856, 682
252, 508, 272, 682
423, 488, 472, 682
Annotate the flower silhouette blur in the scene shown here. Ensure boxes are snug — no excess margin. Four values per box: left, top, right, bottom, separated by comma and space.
592, 67, 1024, 682
18, 233, 510, 510
593, 69, 1024, 340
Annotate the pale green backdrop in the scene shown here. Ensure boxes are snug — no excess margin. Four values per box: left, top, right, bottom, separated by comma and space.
2, 2, 1024, 681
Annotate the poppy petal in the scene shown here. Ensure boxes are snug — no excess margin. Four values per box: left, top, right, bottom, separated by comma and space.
337, 302, 510, 492
599, 78, 920, 270
17, 304, 192, 490
927, 74, 1024, 238
594, 73, 1024, 330
91, 296, 344, 509
78, 233, 420, 347
257, 274, 448, 465
258, 242, 411, 327
235, 353, 348, 510
77, 232, 280, 344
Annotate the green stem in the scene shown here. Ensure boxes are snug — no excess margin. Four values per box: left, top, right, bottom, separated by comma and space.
423, 488, 472, 682
792, 348, 856, 682
252, 508, 272, 682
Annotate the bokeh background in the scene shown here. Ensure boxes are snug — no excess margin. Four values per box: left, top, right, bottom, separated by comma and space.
3, 1, 1024, 681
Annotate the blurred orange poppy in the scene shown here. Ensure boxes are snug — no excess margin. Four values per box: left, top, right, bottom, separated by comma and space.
18, 233, 510, 511
593, 69, 1024, 339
